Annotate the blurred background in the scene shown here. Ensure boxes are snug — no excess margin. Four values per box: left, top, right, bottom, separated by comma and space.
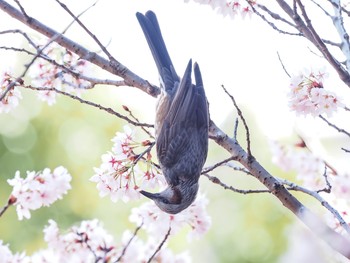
1, 0, 349, 262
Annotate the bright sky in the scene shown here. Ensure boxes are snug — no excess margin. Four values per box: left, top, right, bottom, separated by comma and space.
1, 0, 350, 160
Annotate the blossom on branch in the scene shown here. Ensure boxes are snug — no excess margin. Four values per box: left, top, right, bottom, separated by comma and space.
0, 219, 193, 262
271, 140, 350, 235
29, 42, 90, 105
129, 194, 211, 240
288, 68, 343, 117
0, 72, 22, 113
43, 219, 117, 262
7, 166, 72, 220
270, 141, 326, 189
91, 126, 165, 203
184, 0, 255, 18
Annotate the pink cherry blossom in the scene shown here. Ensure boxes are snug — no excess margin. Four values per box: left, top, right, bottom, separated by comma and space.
185, 0, 254, 18
0, 72, 22, 113
288, 68, 343, 117
91, 126, 165, 203
43, 219, 117, 262
7, 166, 72, 220
0, 240, 28, 263
270, 141, 327, 190
129, 193, 211, 240
29, 42, 90, 105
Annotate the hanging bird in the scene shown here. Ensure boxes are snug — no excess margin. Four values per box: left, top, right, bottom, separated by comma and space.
136, 11, 209, 214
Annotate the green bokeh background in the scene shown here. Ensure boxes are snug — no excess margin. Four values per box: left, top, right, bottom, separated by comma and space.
0, 81, 296, 262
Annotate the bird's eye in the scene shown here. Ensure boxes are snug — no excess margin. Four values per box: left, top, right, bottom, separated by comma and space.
160, 197, 170, 204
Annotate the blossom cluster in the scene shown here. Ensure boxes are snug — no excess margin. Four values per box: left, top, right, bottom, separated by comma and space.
0, 212, 207, 262
7, 166, 72, 220
42, 219, 117, 262
0, 71, 23, 113
29, 42, 90, 105
1, 125, 211, 262
288, 69, 343, 117
185, 0, 255, 18
90, 125, 166, 203
270, 141, 350, 233
270, 141, 326, 190
130, 194, 211, 240
271, 140, 350, 261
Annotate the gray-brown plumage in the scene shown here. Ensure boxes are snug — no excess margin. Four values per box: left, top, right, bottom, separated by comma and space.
136, 11, 209, 214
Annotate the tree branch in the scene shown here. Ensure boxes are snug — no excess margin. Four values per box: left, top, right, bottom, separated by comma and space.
0, 0, 159, 97
275, 0, 350, 87
208, 120, 350, 258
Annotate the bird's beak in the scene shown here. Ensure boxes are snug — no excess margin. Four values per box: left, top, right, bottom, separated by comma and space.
139, 190, 158, 200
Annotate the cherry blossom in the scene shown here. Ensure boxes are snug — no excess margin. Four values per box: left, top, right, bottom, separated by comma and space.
270, 141, 327, 189
0, 72, 23, 113
0, 217, 193, 263
91, 126, 165, 203
129, 194, 211, 240
288, 68, 343, 117
185, 0, 255, 18
270, 140, 350, 237
0, 240, 28, 263
29, 42, 90, 105
43, 219, 117, 262
7, 166, 72, 220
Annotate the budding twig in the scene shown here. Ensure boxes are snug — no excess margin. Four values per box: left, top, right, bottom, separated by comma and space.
0, 199, 12, 218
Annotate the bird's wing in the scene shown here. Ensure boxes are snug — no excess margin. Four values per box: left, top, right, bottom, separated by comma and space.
157, 60, 209, 170
136, 11, 179, 92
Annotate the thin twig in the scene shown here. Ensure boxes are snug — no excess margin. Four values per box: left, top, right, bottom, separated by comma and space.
0, 29, 38, 49
122, 105, 154, 139
25, 85, 154, 128
76, 231, 99, 261
341, 147, 350, 153
132, 142, 156, 166
203, 173, 270, 194
319, 115, 350, 137
114, 222, 143, 262
233, 117, 239, 141
248, 2, 301, 36
202, 156, 236, 174
316, 165, 332, 193
0, 200, 11, 217
55, 0, 117, 63
278, 177, 350, 235
146, 227, 171, 263
221, 85, 252, 157
225, 162, 252, 175
277, 51, 291, 77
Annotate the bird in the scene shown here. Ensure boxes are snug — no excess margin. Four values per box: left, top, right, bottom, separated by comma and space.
136, 11, 209, 214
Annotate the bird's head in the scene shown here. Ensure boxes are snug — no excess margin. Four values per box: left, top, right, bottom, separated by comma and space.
140, 182, 199, 214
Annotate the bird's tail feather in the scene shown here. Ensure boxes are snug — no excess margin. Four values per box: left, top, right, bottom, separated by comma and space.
136, 11, 179, 92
